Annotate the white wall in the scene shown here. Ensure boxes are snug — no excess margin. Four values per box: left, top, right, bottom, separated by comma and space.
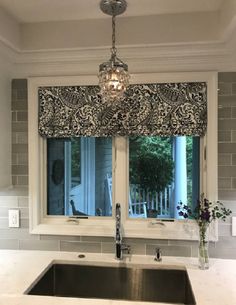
0, 6, 20, 50
20, 12, 220, 51
0, 7, 19, 188
219, 0, 236, 39
0, 52, 13, 188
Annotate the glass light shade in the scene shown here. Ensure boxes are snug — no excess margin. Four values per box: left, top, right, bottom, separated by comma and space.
98, 0, 129, 102
98, 63, 130, 102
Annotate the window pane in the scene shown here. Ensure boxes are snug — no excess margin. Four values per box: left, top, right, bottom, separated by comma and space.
129, 136, 200, 219
71, 138, 81, 186
47, 137, 112, 217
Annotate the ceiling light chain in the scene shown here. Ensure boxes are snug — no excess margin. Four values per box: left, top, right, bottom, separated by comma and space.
111, 15, 117, 57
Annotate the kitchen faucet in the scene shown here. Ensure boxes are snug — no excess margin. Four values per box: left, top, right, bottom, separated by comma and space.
115, 203, 130, 259
154, 248, 162, 262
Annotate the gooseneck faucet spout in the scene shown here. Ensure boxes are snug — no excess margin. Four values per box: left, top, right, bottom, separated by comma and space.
115, 203, 122, 259
115, 203, 130, 260
154, 248, 162, 262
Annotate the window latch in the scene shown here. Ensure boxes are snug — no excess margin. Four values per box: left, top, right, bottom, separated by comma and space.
67, 216, 88, 224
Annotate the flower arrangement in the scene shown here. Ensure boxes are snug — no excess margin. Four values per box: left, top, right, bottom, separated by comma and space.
177, 193, 232, 225
177, 194, 232, 269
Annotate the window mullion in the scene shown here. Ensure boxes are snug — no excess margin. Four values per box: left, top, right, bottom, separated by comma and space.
113, 137, 129, 221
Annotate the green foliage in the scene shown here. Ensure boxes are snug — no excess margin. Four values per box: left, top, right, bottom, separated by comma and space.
129, 137, 173, 193
177, 193, 232, 225
186, 137, 193, 178
186, 137, 193, 204
71, 138, 81, 183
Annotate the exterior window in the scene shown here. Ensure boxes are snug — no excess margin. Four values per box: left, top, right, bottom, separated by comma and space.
28, 73, 217, 238
129, 136, 200, 219
47, 136, 199, 219
47, 137, 112, 216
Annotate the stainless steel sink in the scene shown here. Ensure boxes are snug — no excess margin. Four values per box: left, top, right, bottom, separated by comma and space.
25, 263, 196, 304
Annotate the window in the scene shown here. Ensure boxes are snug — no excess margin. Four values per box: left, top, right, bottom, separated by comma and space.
45, 135, 200, 220
48, 135, 200, 220
47, 137, 112, 216
28, 72, 217, 239
129, 136, 200, 219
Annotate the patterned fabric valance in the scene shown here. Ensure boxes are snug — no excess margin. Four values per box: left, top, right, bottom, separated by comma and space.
38, 82, 207, 137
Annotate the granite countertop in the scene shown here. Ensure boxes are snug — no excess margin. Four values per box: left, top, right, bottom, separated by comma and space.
0, 250, 235, 305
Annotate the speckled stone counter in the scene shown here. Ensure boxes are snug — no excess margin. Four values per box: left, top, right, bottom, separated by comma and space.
0, 250, 235, 305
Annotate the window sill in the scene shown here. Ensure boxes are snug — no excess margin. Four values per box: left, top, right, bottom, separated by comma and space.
124, 219, 217, 241
30, 217, 115, 237
30, 216, 218, 242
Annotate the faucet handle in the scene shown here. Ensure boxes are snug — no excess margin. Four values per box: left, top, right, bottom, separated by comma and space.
115, 203, 121, 217
121, 244, 131, 254
154, 248, 162, 262
126, 245, 131, 254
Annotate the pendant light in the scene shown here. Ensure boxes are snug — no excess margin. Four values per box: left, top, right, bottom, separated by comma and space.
98, 0, 130, 102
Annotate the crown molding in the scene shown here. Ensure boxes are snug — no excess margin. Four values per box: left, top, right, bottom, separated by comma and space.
14, 42, 233, 77
1, 35, 236, 77
1, 1, 236, 75
14, 40, 228, 62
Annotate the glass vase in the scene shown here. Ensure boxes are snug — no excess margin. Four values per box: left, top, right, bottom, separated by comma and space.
198, 224, 209, 270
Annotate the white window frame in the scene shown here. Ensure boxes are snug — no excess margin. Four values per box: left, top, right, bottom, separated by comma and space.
64, 138, 95, 215
28, 72, 218, 240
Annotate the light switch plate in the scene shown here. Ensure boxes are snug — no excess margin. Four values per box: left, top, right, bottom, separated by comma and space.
8, 209, 20, 228
232, 217, 236, 236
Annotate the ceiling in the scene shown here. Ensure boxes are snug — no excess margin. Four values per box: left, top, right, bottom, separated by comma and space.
0, 0, 223, 23
0, 0, 236, 77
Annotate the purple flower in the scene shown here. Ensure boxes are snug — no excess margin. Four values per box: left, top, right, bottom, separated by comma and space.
176, 193, 232, 224
203, 198, 209, 208
187, 208, 192, 214
200, 210, 210, 221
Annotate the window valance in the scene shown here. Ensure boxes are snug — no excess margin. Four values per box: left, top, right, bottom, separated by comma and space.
38, 82, 207, 137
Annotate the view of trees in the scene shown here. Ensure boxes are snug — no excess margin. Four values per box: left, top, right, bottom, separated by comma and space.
70, 136, 196, 216
129, 136, 174, 193
186, 137, 194, 204
67, 135, 197, 219
71, 138, 81, 185
129, 136, 194, 202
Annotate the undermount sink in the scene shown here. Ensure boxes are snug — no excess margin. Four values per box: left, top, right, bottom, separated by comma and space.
25, 262, 196, 305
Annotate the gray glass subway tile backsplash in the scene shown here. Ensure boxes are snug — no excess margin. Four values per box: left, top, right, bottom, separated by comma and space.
0, 75, 235, 259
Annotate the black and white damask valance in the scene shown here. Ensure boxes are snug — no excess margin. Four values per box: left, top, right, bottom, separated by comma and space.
38, 82, 207, 138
